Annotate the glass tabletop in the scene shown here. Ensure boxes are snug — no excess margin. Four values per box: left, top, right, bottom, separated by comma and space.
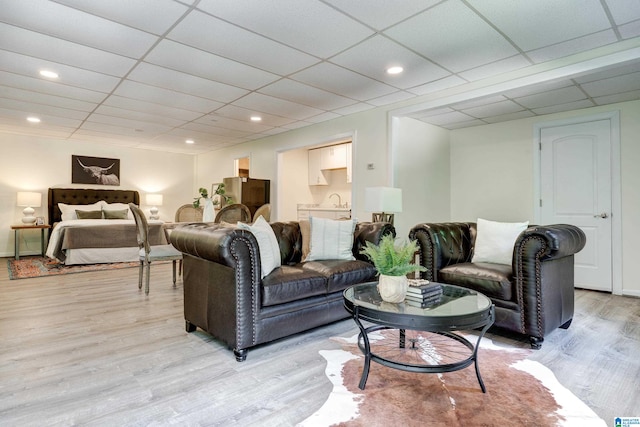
344, 281, 492, 319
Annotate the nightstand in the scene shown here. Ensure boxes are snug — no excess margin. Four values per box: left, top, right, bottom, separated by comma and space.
11, 224, 51, 260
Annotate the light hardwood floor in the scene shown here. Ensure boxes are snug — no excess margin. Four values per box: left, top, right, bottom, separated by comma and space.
1, 258, 638, 426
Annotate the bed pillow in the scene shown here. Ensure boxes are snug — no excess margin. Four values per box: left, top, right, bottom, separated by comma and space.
472, 218, 529, 265
300, 219, 311, 261
103, 202, 133, 219
59, 201, 105, 221
237, 215, 281, 278
75, 210, 103, 219
103, 209, 129, 220
306, 217, 356, 261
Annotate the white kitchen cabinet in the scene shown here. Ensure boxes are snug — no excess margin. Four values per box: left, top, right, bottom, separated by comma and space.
308, 148, 328, 185
321, 144, 347, 170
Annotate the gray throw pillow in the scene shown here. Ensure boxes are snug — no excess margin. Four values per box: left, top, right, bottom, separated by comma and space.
103, 209, 129, 220
75, 210, 103, 219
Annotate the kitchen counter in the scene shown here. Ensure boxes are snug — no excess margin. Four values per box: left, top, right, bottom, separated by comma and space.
297, 204, 351, 220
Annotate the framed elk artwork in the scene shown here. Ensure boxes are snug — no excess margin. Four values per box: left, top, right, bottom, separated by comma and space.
71, 155, 121, 186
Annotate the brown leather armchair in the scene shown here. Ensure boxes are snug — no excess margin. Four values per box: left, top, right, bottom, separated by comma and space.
409, 222, 586, 348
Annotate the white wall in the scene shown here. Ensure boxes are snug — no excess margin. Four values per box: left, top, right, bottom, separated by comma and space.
0, 134, 195, 257
449, 99, 640, 296
392, 117, 451, 238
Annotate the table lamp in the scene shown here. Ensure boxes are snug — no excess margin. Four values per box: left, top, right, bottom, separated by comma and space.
146, 194, 163, 220
17, 191, 42, 224
364, 187, 402, 225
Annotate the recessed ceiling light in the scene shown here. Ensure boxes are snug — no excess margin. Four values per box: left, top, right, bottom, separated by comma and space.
250, 116, 262, 122
185, 139, 195, 144
386, 66, 404, 75
27, 117, 41, 123
39, 70, 59, 79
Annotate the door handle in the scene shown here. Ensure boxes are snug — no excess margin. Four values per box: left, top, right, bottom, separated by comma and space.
593, 213, 609, 218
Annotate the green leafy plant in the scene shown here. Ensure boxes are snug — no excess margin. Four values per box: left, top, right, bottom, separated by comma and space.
360, 234, 426, 277
193, 183, 232, 208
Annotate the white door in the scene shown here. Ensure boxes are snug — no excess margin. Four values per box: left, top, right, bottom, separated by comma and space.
540, 120, 612, 291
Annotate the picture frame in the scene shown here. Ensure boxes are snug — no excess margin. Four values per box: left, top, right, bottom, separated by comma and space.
35, 216, 45, 225
71, 155, 121, 186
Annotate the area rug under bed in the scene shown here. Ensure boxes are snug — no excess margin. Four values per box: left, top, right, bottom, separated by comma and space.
7, 257, 139, 280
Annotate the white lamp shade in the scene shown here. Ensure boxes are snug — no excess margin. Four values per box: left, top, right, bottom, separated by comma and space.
17, 191, 42, 208
146, 194, 163, 206
364, 187, 402, 213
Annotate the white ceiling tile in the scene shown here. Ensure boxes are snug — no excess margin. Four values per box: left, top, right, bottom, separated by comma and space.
85, 113, 174, 134
460, 100, 524, 118
323, 0, 441, 30
451, 95, 507, 110
581, 72, 640, 97
574, 60, 640, 83
145, 39, 279, 90
197, 0, 374, 58
0, 71, 107, 103
259, 79, 356, 110
532, 99, 596, 115
526, 30, 617, 64
0, 50, 121, 93
232, 93, 324, 120
0, 85, 97, 112
102, 95, 203, 121
385, 0, 518, 72
168, 10, 319, 75
0, 0, 159, 57
604, 0, 640, 25
213, 105, 296, 127
51, 0, 189, 35
457, 55, 531, 82
516, 86, 588, 109
366, 90, 416, 106
80, 120, 165, 138
468, 0, 610, 51
0, 105, 82, 128
180, 122, 253, 139
0, 25, 136, 76
195, 114, 272, 133
331, 102, 376, 116
409, 107, 454, 120
113, 80, 223, 113
407, 75, 467, 96
619, 20, 640, 39
483, 110, 535, 124
305, 111, 341, 123
330, 35, 450, 89
0, 96, 89, 121
291, 62, 397, 101
441, 119, 487, 129
94, 105, 185, 127
128, 63, 248, 103
593, 90, 640, 105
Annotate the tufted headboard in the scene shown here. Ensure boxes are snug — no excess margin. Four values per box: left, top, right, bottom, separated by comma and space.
48, 188, 140, 224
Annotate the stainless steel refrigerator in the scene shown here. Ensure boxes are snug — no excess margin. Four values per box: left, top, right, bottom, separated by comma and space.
222, 177, 270, 217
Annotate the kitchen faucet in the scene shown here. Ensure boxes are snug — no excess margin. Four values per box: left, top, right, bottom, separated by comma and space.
329, 193, 342, 208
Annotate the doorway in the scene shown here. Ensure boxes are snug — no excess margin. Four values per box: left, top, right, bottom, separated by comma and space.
534, 112, 621, 293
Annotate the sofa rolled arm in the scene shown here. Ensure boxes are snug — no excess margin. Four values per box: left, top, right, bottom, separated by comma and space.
514, 224, 586, 263
409, 222, 474, 280
353, 222, 396, 261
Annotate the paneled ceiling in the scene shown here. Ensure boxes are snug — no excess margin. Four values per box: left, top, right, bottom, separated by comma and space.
1, 0, 639, 154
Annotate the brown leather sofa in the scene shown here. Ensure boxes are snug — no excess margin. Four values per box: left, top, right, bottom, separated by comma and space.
170, 221, 395, 361
409, 222, 586, 348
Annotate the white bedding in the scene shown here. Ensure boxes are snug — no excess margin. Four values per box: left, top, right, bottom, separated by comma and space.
46, 219, 164, 265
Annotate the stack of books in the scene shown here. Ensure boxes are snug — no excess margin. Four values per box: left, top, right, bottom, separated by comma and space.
405, 279, 443, 308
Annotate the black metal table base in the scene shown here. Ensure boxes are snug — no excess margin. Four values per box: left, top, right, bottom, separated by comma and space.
352, 305, 494, 392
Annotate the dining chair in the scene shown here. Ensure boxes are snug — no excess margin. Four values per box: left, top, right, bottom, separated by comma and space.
252, 203, 271, 222
214, 203, 252, 223
129, 203, 182, 295
174, 203, 203, 222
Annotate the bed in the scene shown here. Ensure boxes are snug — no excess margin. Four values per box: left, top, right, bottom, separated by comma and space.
45, 188, 167, 265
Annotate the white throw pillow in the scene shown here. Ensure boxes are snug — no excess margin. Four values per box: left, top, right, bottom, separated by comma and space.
103, 202, 133, 219
59, 201, 106, 221
306, 217, 356, 261
237, 215, 281, 278
472, 218, 529, 265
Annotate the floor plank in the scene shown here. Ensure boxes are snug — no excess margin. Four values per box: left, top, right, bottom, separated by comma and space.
0, 258, 638, 425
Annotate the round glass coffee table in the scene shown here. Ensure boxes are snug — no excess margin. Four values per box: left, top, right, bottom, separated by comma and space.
343, 281, 495, 392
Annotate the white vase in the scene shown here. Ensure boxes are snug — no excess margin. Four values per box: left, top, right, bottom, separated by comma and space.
377, 274, 408, 303
203, 198, 215, 221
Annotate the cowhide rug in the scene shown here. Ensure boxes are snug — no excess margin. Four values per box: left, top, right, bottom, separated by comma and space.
299, 331, 605, 427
